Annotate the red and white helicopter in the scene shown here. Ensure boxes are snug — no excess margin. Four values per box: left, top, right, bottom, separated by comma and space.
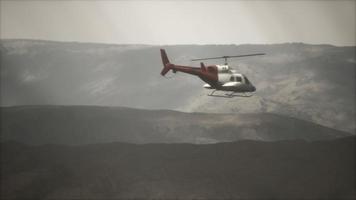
160, 49, 264, 97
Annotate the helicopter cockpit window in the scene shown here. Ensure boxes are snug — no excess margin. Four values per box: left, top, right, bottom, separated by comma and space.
230, 76, 242, 82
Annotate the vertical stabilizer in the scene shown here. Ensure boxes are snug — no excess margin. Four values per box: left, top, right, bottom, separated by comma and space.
160, 49, 172, 76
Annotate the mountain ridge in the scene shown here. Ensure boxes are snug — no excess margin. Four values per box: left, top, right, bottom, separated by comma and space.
1, 39, 355, 133
1, 38, 347, 47
1, 105, 351, 145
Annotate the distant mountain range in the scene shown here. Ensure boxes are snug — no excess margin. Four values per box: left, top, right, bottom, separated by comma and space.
2, 136, 355, 199
1, 105, 350, 145
0, 39, 355, 133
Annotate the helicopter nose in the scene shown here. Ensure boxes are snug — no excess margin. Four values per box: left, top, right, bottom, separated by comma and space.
252, 85, 256, 92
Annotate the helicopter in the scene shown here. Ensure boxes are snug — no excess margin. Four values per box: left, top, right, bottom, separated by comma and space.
160, 49, 265, 97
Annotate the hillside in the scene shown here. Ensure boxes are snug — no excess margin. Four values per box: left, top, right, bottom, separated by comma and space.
1, 136, 355, 199
1, 105, 350, 145
0, 39, 355, 132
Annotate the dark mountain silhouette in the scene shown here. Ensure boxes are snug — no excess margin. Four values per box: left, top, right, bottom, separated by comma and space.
1, 39, 355, 133
1, 136, 355, 199
1, 105, 350, 145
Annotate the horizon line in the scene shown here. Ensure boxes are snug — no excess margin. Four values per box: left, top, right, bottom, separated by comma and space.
1, 38, 354, 47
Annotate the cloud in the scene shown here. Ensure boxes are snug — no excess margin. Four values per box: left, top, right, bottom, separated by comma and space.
1, 1, 355, 45
83, 77, 117, 96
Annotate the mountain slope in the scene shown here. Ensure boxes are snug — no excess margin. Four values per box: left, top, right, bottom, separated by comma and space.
1, 136, 355, 199
1, 105, 350, 145
1, 39, 355, 133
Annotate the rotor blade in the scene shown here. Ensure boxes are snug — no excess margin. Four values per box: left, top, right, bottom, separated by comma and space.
191, 56, 228, 61
224, 53, 265, 58
191, 53, 265, 61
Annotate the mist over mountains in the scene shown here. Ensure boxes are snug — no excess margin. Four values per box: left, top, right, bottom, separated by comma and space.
1, 105, 351, 145
0, 39, 355, 133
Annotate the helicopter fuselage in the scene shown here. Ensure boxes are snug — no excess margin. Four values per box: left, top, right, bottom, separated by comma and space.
160, 49, 257, 95
164, 63, 256, 93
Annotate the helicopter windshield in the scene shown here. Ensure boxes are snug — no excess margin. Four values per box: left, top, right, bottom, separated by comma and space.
230, 75, 242, 82
244, 76, 251, 84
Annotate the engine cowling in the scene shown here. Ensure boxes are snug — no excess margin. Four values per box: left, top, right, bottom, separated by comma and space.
216, 65, 230, 73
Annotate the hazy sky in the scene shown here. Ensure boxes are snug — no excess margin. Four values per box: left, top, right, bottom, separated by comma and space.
1, 0, 355, 45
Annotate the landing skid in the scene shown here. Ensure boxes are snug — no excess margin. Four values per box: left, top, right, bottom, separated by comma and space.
208, 90, 254, 98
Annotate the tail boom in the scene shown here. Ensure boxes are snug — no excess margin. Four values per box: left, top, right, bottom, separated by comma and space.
159, 49, 218, 84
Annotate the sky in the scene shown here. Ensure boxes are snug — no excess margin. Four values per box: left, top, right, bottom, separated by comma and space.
1, 0, 355, 46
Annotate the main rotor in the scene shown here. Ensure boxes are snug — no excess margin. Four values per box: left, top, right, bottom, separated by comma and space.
191, 53, 265, 65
